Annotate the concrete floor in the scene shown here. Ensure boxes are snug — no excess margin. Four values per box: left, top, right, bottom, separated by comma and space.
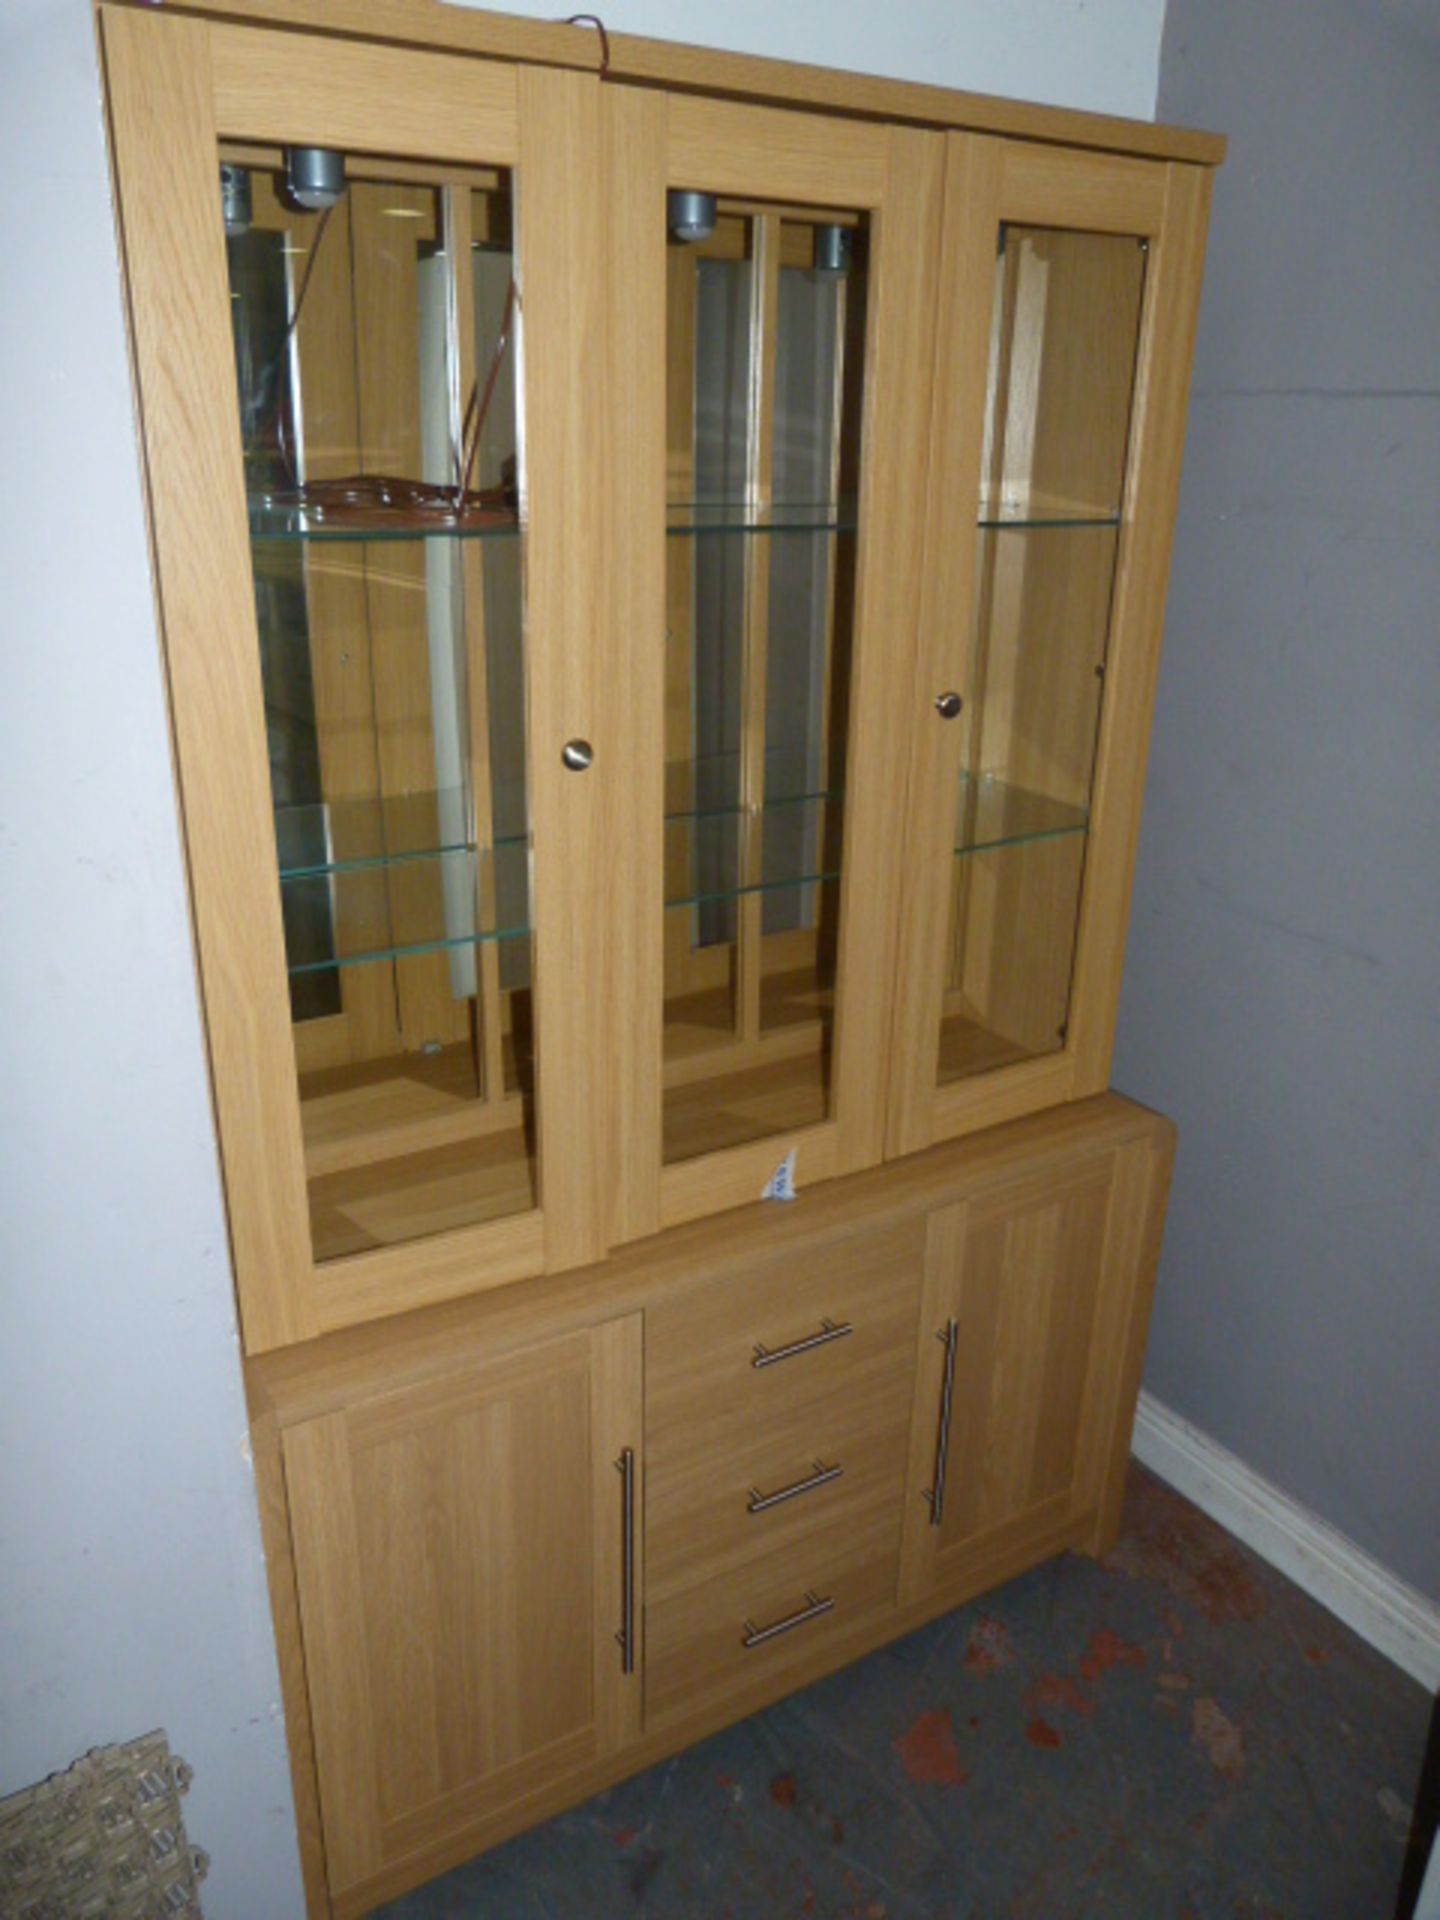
376, 1467, 1432, 1919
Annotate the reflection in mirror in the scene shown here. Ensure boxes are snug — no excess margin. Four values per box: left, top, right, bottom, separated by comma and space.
663, 204, 868, 1164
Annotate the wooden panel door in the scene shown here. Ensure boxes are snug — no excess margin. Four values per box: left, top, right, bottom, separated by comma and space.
886, 136, 1212, 1160
282, 1313, 642, 1912
899, 1121, 1173, 1604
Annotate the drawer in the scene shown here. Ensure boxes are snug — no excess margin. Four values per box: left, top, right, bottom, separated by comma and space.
646, 1218, 925, 1453
645, 1509, 901, 1728
648, 1409, 907, 1599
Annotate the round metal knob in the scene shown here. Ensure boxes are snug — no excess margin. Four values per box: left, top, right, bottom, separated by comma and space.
934, 691, 964, 720
561, 738, 594, 772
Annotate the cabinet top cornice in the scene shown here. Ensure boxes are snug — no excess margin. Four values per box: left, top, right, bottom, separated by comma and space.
101, 0, 1226, 168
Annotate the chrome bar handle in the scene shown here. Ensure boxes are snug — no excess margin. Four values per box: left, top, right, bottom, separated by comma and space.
741, 1589, 835, 1650
925, 1319, 959, 1528
614, 1447, 636, 1675
747, 1460, 843, 1516
752, 1316, 853, 1370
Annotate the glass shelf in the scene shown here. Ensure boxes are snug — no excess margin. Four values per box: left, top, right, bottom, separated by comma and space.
250, 495, 1118, 543
666, 501, 856, 536
976, 491, 1121, 531
953, 775, 1089, 856
248, 499, 520, 542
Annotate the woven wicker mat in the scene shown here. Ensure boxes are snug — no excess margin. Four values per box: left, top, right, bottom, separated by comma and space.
0, 1729, 208, 1920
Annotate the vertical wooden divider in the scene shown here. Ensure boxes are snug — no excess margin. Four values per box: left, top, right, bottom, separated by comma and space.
519, 66, 609, 1271
603, 84, 666, 1247
520, 71, 665, 1264
881, 134, 1003, 1163
828, 126, 949, 1174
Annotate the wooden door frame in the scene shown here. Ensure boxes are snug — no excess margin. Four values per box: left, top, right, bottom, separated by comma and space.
645, 94, 949, 1234
103, 8, 642, 1349
885, 135, 1213, 1162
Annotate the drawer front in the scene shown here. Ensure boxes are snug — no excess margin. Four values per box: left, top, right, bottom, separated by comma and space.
646, 1218, 925, 1451
649, 1410, 907, 1599
645, 1512, 901, 1728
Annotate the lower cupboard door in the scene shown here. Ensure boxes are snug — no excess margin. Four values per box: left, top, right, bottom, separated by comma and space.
282, 1315, 642, 1906
899, 1150, 1120, 1602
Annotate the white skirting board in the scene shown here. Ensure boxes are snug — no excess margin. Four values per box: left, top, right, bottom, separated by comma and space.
1131, 1390, 1440, 1693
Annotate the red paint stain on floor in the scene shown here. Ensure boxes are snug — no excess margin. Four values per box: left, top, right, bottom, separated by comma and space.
770, 1772, 798, 1808
1027, 1671, 1095, 1717
894, 1708, 969, 1785
1078, 1626, 1147, 1683
1106, 1473, 1266, 1623
1026, 1717, 1063, 1749
1192, 1695, 1245, 1780
963, 1614, 1015, 1674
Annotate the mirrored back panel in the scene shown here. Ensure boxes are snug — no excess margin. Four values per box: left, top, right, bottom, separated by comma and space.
938, 223, 1146, 1087
662, 203, 868, 1166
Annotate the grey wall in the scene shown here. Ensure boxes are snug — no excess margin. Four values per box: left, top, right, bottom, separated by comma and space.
1115, 0, 1440, 1599
0, 5, 305, 1915
0, 4, 1167, 1917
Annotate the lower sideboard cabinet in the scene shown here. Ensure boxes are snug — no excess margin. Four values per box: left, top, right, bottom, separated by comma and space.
270, 1316, 645, 1916
248, 1096, 1174, 1918
899, 1123, 1176, 1610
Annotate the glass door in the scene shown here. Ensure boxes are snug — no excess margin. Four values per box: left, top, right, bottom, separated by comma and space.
225, 157, 534, 1265
103, 16, 628, 1344
888, 137, 1195, 1158
649, 102, 946, 1226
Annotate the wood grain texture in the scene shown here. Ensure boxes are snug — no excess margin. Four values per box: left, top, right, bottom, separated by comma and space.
517, 66, 612, 1273
1068, 164, 1214, 1092
998, 141, 1168, 235
208, 20, 518, 161
827, 126, 948, 1175
601, 85, 667, 1247
137, 0, 1226, 166
884, 134, 1004, 1162
250, 1096, 1165, 1430
281, 1316, 643, 1904
101, 6, 314, 1352
254, 1097, 1173, 1917
1082, 1119, 1176, 1554
667, 93, 887, 204
897, 1116, 1172, 1607
246, 1400, 334, 1918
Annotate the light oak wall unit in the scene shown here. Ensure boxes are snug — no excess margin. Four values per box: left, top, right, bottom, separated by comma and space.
100, 4, 1218, 1912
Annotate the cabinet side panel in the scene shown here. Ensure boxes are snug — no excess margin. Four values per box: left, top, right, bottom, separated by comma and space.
1080, 1119, 1176, 1554
248, 1403, 333, 1919
282, 1415, 384, 1894
1068, 165, 1212, 1089
101, 6, 315, 1351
